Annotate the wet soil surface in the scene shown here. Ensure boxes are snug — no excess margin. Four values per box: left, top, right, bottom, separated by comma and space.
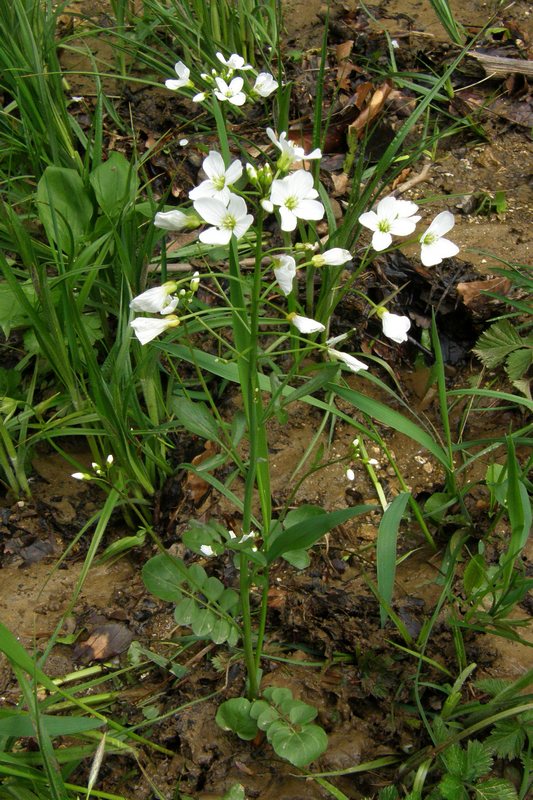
2, 0, 533, 797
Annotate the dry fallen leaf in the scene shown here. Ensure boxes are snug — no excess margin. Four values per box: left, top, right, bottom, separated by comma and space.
456, 277, 511, 307
74, 623, 133, 662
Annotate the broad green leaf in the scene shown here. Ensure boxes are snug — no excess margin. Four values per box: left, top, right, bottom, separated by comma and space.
142, 554, 187, 602
485, 717, 526, 759
36, 166, 93, 255
463, 554, 486, 596
288, 701, 318, 725
266, 505, 374, 564
465, 740, 492, 781
89, 151, 138, 218
0, 283, 37, 336
438, 774, 468, 800
211, 618, 234, 644
266, 687, 294, 706
250, 701, 279, 731
506, 346, 532, 382
424, 492, 455, 524
377, 492, 410, 627
268, 721, 328, 767
473, 779, 518, 800
172, 396, 222, 442
216, 698, 257, 740
203, 576, 225, 602
191, 607, 215, 637
0, 712, 104, 737
219, 588, 240, 612
174, 597, 197, 626
473, 320, 522, 368
281, 548, 311, 569
188, 563, 208, 589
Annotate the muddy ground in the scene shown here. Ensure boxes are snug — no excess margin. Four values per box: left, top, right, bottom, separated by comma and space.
1, 0, 532, 797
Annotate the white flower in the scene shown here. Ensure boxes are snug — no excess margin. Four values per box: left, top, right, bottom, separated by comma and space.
214, 76, 246, 106
194, 193, 253, 245
287, 313, 325, 334
328, 348, 369, 373
261, 198, 274, 213
269, 171, 324, 232
346, 468, 355, 481
358, 195, 421, 251
165, 61, 193, 91
193, 91, 207, 103
312, 248, 352, 267
419, 211, 460, 266
266, 128, 322, 168
179, 138, 189, 146
106, 454, 114, 465
72, 472, 91, 480
189, 151, 243, 204
130, 315, 180, 345
253, 72, 278, 97
272, 254, 296, 296
216, 52, 252, 71
130, 282, 179, 315
154, 209, 202, 231
190, 271, 200, 292
200, 544, 215, 557
380, 311, 411, 344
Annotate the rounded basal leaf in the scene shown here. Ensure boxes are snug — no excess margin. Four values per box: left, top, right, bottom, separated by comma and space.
250, 700, 279, 730
142, 553, 186, 601
211, 618, 234, 644
288, 700, 318, 725
269, 722, 329, 767
203, 575, 225, 602
188, 563, 208, 589
219, 587, 240, 612
191, 607, 216, 637
265, 686, 293, 706
174, 597, 197, 626
216, 698, 258, 740
226, 626, 240, 647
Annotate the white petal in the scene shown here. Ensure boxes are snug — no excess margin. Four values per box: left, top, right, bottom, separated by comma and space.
165, 79, 188, 91
371, 230, 392, 251
225, 160, 243, 184
288, 169, 315, 196
227, 92, 246, 106
270, 179, 289, 206
358, 210, 379, 231
381, 311, 411, 343
328, 348, 368, 372
421, 237, 459, 266
279, 206, 297, 231
389, 218, 419, 236
232, 214, 254, 239
130, 285, 172, 313
294, 198, 324, 221
203, 151, 225, 179
130, 317, 177, 345
322, 248, 352, 265
226, 193, 248, 218
425, 210, 455, 238
154, 210, 189, 230
273, 255, 296, 295
193, 197, 227, 226
376, 195, 401, 217
199, 226, 232, 245
290, 314, 325, 334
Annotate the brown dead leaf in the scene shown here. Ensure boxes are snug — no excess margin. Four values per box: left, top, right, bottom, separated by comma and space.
186, 441, 217, 503
335, 40, 354, 62
348, 81, 393, 138
456, 276, 512, 307
74, 623, 133, 663
331, 172, 350, 197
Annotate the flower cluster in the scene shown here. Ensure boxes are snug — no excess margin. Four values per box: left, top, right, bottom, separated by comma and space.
165, 51, 278, 108
129, 274, 200, 344
358, 195, 459, 267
